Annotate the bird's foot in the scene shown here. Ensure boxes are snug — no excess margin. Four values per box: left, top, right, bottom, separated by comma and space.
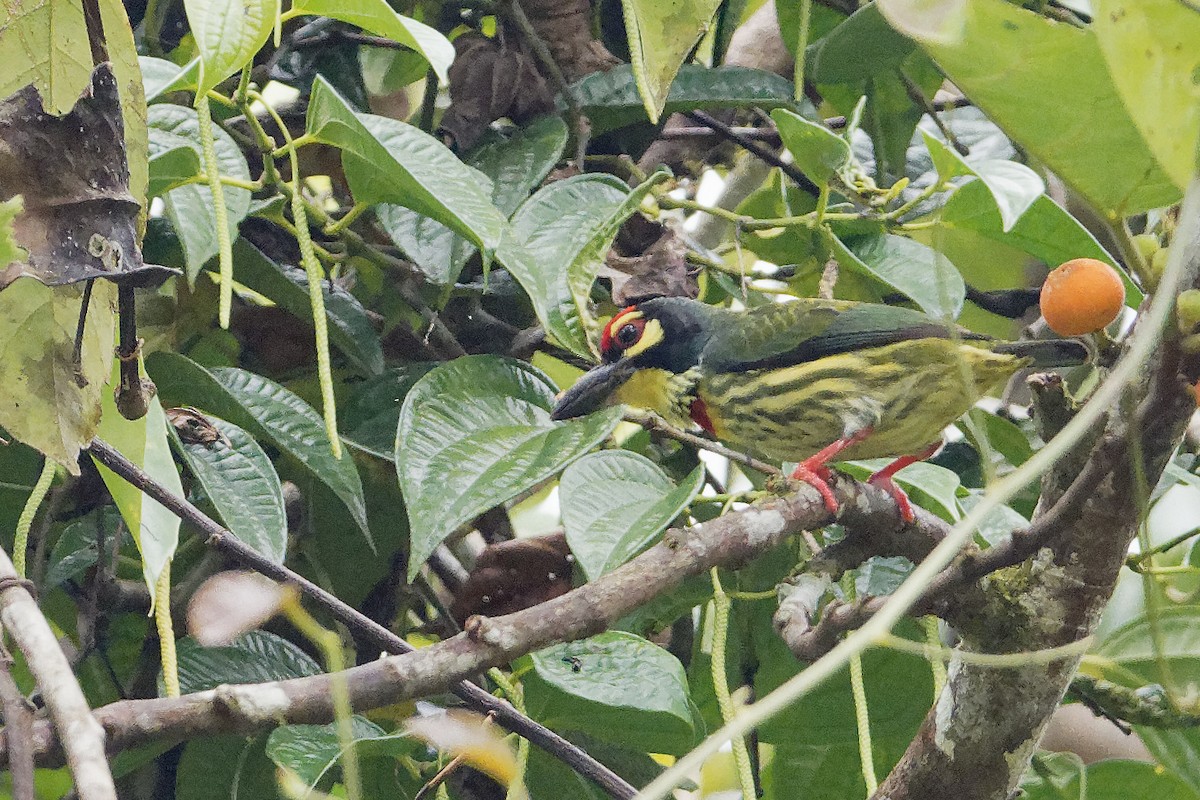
867, 473, 915, 523
790, 461, 838, 515
788, 430, 874, 516
867, 442, 941, 523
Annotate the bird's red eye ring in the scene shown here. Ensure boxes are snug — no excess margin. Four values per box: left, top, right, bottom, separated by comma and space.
600, 308, 645, 360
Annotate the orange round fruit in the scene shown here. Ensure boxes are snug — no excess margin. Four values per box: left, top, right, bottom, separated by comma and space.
1040, 258, 1126, 336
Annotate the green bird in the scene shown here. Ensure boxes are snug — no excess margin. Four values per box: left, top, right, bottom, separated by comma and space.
551, 297, 1087, 521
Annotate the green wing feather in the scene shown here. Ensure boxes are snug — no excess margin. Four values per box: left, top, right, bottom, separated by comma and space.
701, 300, 989, 373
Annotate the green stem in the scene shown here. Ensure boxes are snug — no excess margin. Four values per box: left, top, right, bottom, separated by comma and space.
286, 598, 362, 800
14, 459, 55, 577
849, 654, 877, 796
923, 616, 947, 700
325, 203, 370, 236
709, 569, 757, 800
255, 91, 342, 460
794, 0, 812, 103
195, 95, 236, 329
271, 133, 317, 159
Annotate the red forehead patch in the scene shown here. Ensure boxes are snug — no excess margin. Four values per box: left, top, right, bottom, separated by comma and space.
600, 306, 638, 355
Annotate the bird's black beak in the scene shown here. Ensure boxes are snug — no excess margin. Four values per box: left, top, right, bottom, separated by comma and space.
550, 361, 636, 421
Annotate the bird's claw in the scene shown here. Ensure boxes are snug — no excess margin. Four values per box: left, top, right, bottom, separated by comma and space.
868, 473, 915, 523
790, 462, 839, 516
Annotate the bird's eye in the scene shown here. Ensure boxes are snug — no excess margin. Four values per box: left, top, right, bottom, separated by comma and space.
615, 323, 641, 347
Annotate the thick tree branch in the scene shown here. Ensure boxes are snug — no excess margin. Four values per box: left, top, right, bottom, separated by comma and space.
12, 448, 938, 769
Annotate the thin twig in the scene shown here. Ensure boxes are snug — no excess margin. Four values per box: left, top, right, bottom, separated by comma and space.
684, 110, 820, 195
622, 411, 781, 476
0, 641, 35, 800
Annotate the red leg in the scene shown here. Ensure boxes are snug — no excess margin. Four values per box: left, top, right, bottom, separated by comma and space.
789, 429, 872, 515
867, 442, 942, 523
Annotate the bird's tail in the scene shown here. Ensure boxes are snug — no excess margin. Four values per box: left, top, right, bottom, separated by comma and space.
993, 338, 1091, 368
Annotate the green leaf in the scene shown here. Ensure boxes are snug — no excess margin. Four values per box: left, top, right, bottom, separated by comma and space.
306, 77, 507, 268
45, 508, 123, 589
525, 631, 697, 754
811, 4, 917, 83
0, 279, 115, 471
139, 56, 199, 101
771, 109, 851, 188
148, 104, 252, 285
266, 717, 406, 789
829, 232, 965, 319
176, 736, 279, 800
0, 0, 91, 113
1053, 760, 1200, 800
146, 126, 202, 197
176, 631, 321, 694
843, 460, 961, 522
878, 0, 1179, 215
340, 365, 434, 459
1138, 728, 1200, 797
940, 180, 1141, 304
921, 131, 1042, 232
502, 172, 669, 358
146, 351, 371, 541
620, 0, 723, 123
376, 116, 568, 286
1092, 0, 1200, 193
183, 0, 275, 97
169, 415, 287, 565
1095, 606, 1200, 688
93, 360, 181, 597
233, 239, 384, 375
396, 356, 621, 579
561, 452, 703, 581
572, 64, 798, 136
289, 0, 454, 84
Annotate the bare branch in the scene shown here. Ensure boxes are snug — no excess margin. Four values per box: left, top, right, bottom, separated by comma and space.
0, 550, 114, 799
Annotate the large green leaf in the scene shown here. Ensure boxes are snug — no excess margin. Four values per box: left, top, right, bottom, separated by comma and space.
176, 736, 278, 800
621, 0, 723, 123
560, 451, 703, 581
183, 0, 275, 97
396, 356, 621, 579
0, 279, 115, 471
1094, 606, 1200, 688
940, 180, 1141, 304
233, 239, 384, 375
1092, 0, 1200, 193
572, 64, 798, 136
288, 0, 454, 84
829, 232, 965, 319
771, 109, 851, 188
146, 127, 202, 197
921, 130, 1043, 232
176, 631, 321, 694
169, 415, 287, 565
93, 360, 181, 598
146, 351, 370, 540
306, 77, 507, 267
502, 172, 668, 357
1037, 760, 1200, 800
266, 717, 410, 789
525, 631, 697, 754
877, 0, 1179, 215
376, 116, 568, 286
340, 366, 434, 460
140, 56, 200, 101
148, 104, 252, 285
